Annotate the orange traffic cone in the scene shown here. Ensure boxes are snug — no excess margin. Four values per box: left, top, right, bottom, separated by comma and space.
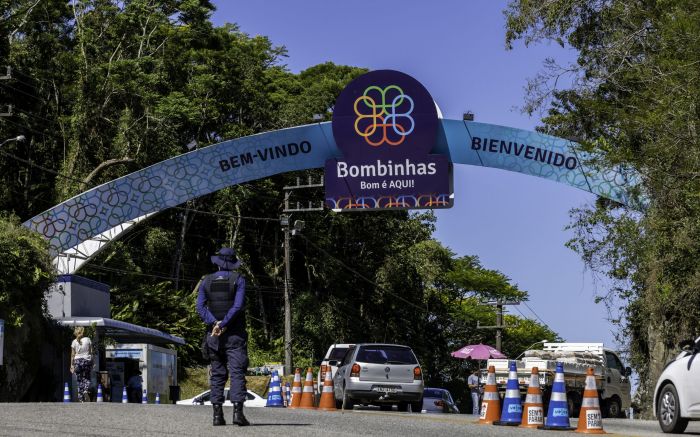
318, 368, 336, 411
519, 367, 544, 428
289, 368, 303, 408
576, 368, 606, 434
298, 367, 317, 409
479, 365, 501, 424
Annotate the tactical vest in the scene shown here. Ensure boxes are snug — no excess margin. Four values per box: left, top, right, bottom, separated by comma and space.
204, 272, 240, 321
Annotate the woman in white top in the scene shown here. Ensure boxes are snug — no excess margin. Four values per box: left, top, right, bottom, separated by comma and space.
70, 327, 93, 402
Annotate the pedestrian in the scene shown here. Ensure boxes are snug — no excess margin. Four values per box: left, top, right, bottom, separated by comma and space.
69, 326, 93, 402
196, 247, 250, 426
126, 370, 143, 403
468, 368, 481, 416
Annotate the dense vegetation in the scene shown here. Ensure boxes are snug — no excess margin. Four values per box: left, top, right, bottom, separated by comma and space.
0, 0, 559, 405
505, 0, 700, 411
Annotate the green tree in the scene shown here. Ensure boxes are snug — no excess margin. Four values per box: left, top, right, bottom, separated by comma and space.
504, 0, 700, 411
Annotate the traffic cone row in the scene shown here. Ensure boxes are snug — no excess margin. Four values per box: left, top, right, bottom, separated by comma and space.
479, 363, 606, 433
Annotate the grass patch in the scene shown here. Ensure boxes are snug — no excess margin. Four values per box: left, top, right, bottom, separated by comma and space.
179, 367, 272, 399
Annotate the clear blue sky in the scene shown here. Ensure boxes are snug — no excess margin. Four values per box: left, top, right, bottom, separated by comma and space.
210, 1, 620, 351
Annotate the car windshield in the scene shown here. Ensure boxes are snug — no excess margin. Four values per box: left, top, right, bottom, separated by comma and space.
356, 345, 418, 364
423, 389, 443, 398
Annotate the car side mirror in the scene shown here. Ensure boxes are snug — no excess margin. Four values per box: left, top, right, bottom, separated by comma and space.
194, 396, 202, 405
328, 360, 338, 366
624, 367, 632, 377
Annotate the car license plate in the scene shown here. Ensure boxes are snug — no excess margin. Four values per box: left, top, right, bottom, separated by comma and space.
373, 386, 401, 393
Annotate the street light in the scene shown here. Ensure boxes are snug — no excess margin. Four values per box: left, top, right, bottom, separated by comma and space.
515, 339, 548, 360
0, 135, 25, 148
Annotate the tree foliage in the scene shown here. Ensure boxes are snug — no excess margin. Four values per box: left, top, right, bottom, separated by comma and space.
1, 0, 559, 405
505, 0, 700, 411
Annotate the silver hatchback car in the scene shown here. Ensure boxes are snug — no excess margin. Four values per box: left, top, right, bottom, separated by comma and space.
332, 343, 424, 411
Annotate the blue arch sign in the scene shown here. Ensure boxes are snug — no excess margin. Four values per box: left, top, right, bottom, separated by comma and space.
23, 70, 639, 257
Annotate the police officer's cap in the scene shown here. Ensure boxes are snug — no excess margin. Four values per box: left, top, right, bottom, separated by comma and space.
211, 247, 240, 270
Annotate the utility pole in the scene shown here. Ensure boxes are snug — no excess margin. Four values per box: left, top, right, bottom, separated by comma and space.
1, 66, 12, 117
281, 175, 324, 375
477, 299, 520, 352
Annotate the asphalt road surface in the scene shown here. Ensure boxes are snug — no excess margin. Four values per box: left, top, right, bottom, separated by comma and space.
1, 404, 699, 437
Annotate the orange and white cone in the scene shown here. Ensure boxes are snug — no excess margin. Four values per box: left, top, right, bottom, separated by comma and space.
318, 369, 336, 411
298, 367, 317, 409
289, 368, 303, 408
519, 367, 544, 428
479, 365, 501, 424
576, 368, 606, 434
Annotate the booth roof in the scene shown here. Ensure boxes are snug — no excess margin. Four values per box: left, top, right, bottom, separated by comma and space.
58, 317, 185, 346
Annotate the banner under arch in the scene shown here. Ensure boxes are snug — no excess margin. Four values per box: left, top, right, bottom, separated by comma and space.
23, 119, 639, 274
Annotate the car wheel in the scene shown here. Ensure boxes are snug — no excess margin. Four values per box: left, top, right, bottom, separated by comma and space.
567, 392, 580, 417
658, 384, 689, 434
397, 401, 409, 412
605, 396, 621, 419
379, 404, 393, 411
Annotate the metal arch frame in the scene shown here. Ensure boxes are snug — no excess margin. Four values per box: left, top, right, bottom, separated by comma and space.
23, 119, 640, 275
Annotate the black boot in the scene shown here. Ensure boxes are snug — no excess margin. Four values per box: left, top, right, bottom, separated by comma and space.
232, 401, 250, 426
212, 404, 226, 426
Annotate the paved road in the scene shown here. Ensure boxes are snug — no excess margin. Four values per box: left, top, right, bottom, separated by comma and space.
1, 404, 699, 437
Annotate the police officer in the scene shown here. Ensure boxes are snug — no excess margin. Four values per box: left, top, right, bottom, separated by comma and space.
196, 247, 250, 426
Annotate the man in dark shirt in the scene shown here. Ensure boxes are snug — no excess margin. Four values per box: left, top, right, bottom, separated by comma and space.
196, 247, 249, 426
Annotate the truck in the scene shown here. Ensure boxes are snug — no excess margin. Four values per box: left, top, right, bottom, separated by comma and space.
482, 343, 632, 418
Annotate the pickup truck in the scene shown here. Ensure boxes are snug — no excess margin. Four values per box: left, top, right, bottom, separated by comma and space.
482, 343, 632, 418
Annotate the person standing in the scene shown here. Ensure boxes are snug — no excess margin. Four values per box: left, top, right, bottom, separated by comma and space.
126, 370, 143, 403
468, 368, 481, 416
196, 247, 249, 426
69, 327, 93, 402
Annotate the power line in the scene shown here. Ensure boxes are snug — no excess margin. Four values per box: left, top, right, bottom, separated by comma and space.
522, 301, 552, 330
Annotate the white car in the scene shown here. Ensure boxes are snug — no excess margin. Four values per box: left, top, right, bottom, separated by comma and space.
176, 389, 266, 408
654, 336, 700, 433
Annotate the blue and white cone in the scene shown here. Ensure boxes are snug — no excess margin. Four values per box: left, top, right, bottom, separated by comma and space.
142, 389, 148, 404
285, 382, 291, 407
494, 361, 522, 426
265, 370, 285, 407
63, 382, 71, 403
155, 393, 160, 404
121, 386, 128, 403
539, 362, 575, 430
96, 384, 104, 403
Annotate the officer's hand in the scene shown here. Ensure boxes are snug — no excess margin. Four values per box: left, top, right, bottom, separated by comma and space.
212, 321, 222, 336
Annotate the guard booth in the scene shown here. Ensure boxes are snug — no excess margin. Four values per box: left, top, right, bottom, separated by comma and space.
48, 275, 185, 403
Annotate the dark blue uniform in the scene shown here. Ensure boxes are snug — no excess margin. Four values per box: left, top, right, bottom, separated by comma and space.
196, 270, 248, 405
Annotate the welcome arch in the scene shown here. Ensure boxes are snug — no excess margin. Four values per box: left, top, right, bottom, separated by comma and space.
23, 119, 639, 274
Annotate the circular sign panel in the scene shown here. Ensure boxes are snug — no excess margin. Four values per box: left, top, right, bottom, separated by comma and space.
332, 70, 438, 161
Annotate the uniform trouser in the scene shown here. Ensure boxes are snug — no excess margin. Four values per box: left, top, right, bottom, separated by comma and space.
207, 331, 249, 404
472, 392, 480, 415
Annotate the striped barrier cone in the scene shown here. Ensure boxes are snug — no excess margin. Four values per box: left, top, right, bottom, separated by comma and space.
121, 386, 128, 403
266, 370, 285, 407
63, 382, 71, 403
285, 382, 291, 407
318, 369, 336, 411
540, 362, 575, 430
576, 368, 606, 434
142, 389, 148, 404
494, 361, 522, 426
519, 367, 544, 428
478, 365, 501, 424
155, 393, 160, 404
96, 384, 104, 403
298, 367, 317, 409
289, 368, 303, 408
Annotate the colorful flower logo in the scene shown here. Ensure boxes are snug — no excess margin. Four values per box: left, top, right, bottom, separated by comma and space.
353, 85, 415, 147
